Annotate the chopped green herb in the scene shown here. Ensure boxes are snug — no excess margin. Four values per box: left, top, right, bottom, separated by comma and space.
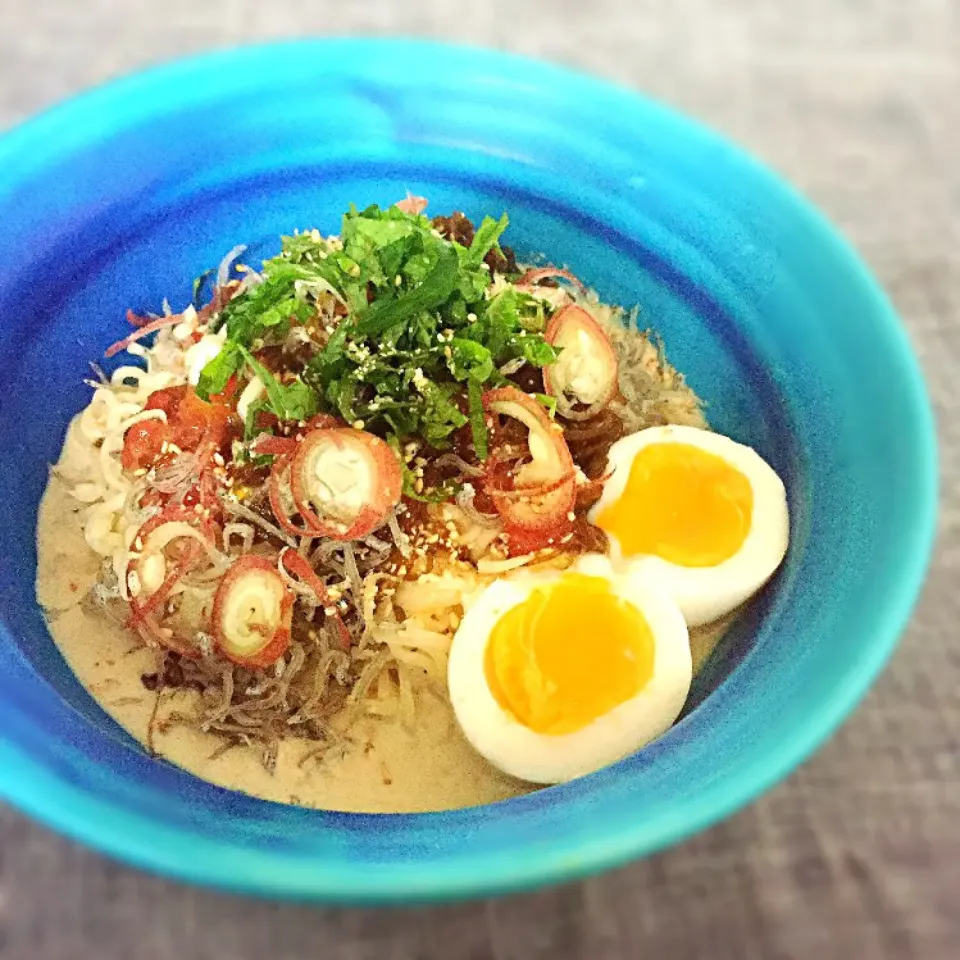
519, 336, 560, 368
447, 338, 494, 383
402, 470, 462, 503
534, 393, 558, 417
464, 214, 509, 268
467, 379, 488, 460
192, 204, 560, 466
243, 397, 267, 442
355, 243, 459, 336
196, 341, 242, 400
238, 347, 318, 422
418, 380, 468, 446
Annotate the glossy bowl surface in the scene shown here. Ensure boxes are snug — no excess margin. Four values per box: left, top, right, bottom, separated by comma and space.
0, 39, 937, 902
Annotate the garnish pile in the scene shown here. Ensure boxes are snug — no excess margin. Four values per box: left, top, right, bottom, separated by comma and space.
92, 199, 626, 761
197, 202, 559, 472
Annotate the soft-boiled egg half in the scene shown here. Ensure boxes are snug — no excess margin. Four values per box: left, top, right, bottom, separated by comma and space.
588, 424, 789, 627
447, 555, 691, 784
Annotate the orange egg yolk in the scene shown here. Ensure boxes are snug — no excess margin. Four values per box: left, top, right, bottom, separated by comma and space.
595, 442, 753, 566
484, 574, 654, 735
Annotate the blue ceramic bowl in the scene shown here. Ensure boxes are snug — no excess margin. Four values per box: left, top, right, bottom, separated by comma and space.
0, 40, 936, 903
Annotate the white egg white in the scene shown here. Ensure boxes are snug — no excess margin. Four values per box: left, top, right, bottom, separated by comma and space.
588, 424, 789, 626
447, 555, 691, 785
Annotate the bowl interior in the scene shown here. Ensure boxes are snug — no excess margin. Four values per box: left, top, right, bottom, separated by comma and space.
0, 40, 936, 902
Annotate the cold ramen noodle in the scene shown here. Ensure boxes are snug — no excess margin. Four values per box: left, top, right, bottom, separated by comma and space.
38, 199, 789, 811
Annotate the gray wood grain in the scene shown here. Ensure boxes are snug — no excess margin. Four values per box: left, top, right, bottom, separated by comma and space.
1, 1, 958, 957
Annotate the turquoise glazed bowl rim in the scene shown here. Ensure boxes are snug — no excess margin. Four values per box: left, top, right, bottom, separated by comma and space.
0, 39, 937, 902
